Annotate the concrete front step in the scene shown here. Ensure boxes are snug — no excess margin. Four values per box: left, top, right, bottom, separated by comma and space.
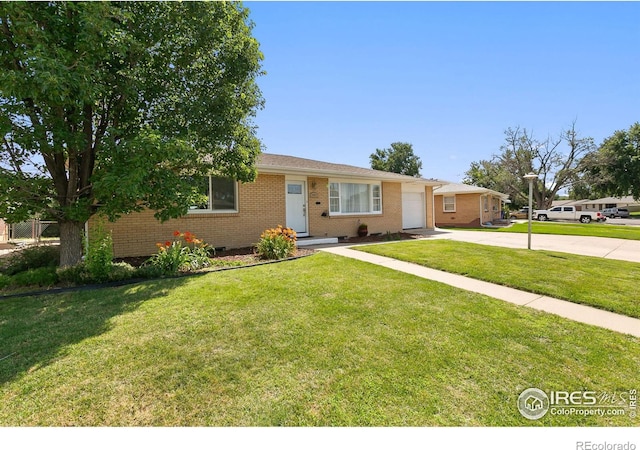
297, 237, 339, 247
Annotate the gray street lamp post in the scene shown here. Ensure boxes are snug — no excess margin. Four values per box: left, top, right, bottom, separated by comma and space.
523, 172, 538, 250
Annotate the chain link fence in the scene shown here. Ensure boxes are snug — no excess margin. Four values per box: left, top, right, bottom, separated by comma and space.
8, 219, 59, 244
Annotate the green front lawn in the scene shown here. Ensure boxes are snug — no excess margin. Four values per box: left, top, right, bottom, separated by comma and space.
497, 221, 640, 240
358, 240, 640, 318
1, 253, 638, 426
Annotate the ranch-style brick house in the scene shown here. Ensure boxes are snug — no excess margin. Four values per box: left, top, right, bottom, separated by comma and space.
105, 153, 445, 257
434, 182, 509, 228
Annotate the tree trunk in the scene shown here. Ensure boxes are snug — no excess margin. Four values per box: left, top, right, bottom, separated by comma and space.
59, 220, 84, 267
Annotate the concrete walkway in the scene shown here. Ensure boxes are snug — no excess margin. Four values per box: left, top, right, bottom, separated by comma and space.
428, 228, 640, 263
318, 238, 640, 338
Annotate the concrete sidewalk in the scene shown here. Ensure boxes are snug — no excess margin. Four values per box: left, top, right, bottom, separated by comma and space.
320, 245, 640, 338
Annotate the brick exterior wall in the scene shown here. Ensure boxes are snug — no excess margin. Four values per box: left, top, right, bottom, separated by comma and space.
435, 193, 482, 228
425, 185, 434, 229
103, 173, 286, 257
482, 196, 503, 224
434, 193, 503, 228
306, 178, 404, 238
103, 173, 436, 257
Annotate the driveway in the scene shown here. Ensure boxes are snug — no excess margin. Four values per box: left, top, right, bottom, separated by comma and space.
427, 229, 640, 263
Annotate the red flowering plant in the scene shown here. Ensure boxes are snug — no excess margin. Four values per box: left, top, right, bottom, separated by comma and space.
146, 230, 211, 274
256, 225, 297, 260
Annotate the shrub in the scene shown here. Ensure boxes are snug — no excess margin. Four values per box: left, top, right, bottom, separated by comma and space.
2, 245, 60, 276
0, 274, 10, 290
85, 219, 114, 282
57, 263, 92, 285
10, 267, 59, 287
145, 231, 211, 275
385, 231, 402, 241
256, 225, 297, 260
133, 264, 165, 279
57, 261, 153, 285
107, 262, 138, 282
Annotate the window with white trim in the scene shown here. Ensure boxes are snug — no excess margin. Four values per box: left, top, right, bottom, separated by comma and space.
189, 176, 238, 213
329, 182, 382, 214
443, 195, 456, 212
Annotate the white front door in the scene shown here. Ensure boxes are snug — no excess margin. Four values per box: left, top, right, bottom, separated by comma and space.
286, 180, 308, 235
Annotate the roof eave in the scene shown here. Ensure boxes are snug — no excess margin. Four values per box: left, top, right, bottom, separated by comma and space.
257, 164, 444, 186
434, 185, 509, 199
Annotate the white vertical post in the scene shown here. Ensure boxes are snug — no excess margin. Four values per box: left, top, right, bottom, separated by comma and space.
524, 173, 538, 250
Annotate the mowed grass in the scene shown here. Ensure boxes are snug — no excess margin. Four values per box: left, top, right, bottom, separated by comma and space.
497, 221, 640, 240
358, 240, 640, 318
1, 253, 638, 426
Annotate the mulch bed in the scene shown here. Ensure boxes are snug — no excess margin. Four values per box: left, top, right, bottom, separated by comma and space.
1, 233, 426, 299
115, 232, 423, 268
115, 246, 316, 268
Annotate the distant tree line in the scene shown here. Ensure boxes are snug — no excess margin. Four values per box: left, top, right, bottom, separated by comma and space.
463, 121, 640, 209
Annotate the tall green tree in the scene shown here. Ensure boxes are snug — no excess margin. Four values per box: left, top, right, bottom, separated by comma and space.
567, 178, 597, 200
463, 122, 595, 209
0, 2, 264, 266
581, 122, 640, 200
370, 142, 422, 177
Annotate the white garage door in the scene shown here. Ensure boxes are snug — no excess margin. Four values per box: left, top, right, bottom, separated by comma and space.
402, 192, 425, 229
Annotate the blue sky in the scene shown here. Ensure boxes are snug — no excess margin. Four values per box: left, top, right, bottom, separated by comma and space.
245, 1, 640, 182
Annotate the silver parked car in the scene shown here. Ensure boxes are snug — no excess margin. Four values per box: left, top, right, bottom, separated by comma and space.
601, 207, 630, 218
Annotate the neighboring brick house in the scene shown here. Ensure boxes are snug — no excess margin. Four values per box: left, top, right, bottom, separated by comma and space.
105, 153, 444, 257
434, 183, 509, 228
552, 196, 640, 213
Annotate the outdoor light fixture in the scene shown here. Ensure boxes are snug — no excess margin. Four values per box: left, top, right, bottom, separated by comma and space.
523, 172, 538, 250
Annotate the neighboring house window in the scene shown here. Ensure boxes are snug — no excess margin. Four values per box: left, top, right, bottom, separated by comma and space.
329, 182, 382, 214
189, 176, 238, 213
443, 195, 456, 212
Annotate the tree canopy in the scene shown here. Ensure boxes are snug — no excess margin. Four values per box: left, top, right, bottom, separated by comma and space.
580, 122, 640, 200
463, 123, 595, 209
0, 1, 264, 266
370, 142, 422, 177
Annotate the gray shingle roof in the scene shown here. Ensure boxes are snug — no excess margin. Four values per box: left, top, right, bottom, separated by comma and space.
434, 182, 509, 199
257, 153, 444, 186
